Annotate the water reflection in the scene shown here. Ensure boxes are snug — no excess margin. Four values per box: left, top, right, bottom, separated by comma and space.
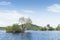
1, 31, 60, 40
1, 32, 32, 40
20, 32, 32, 40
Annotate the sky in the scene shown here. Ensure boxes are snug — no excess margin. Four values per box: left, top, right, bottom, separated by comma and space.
0, 0, 60, 27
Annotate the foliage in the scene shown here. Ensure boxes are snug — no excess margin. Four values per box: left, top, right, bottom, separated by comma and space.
19, 17, 32, 32
46, 24, 54, 31
5, 23, 60, 32
6, 17, 32, 33
40, 27, 47, 31
12, 24, 21, 33
0, 27, 5, 30
26, 24, 40, 30
6, 26, 13, 33
6, 24, 21, 33
56, 24, 60, 30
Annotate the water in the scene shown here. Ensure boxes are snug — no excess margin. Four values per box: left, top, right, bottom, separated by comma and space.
0, 30, 60, 40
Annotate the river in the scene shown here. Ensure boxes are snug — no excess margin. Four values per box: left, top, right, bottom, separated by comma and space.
0, 30, 60, 40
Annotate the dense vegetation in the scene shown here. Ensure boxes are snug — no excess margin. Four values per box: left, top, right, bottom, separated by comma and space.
6, 17, 32, 33
0, 17, 60, 33
0, 27, 5, 30
6, 24, 21, 33
0, 24, 60, 31
0, 23, 60, 32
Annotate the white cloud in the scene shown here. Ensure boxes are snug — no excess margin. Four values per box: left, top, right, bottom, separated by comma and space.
47, 4, 60, 12
0, 10, 59, 27
0, 10, 28, 27
23, 10, 34, 13
0, 1, 11, 5
32, 17, 60, 28
0, 9, 36, 27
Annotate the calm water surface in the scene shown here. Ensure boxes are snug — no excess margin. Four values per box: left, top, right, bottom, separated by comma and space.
0, 30, 60, 40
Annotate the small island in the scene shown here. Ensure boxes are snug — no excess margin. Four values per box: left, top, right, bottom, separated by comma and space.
6, 17, 32, 33
0, 17, 60, 33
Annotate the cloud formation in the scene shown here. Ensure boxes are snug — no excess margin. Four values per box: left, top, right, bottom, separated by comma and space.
47, 4, 60, 12
22, 10, 34, 13
0, 10, 35, 27
0, 10, 26, 27
0, 10, 59, 27
0, 1, 11, 5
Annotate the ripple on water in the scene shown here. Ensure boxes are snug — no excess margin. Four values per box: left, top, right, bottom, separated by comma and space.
0, 31, 60, 40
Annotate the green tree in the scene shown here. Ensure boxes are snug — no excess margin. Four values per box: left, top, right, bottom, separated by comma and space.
19, 17, 26, 32
6, 17, 32, 33
12, 24, 21, 33
25, 18, 32, 24
25, 18, 32, 30
46, 24, 54, 30
40, 27, 47, 31
6, 26, 12, 33
19, 17, 25, 29
19, 17, 32, 32
56, 24, 60, 30
47, 24, 50, 28
6, 24, 21, 33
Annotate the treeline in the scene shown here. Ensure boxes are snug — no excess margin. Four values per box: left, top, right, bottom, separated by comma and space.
2, 17, 60, 33
5, 23, 60, 32
19, 24, 60, 31
0, 27, 5, 30
1, 24, 60, 31
27, 24, 60, 31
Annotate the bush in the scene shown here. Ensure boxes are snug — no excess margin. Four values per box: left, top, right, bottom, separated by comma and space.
6, 26, 13, 33
6, 24, 22, 33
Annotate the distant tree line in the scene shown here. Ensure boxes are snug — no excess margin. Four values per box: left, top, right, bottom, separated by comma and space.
5, 17, 60, 33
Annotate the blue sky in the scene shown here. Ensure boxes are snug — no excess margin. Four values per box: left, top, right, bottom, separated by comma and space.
0, 0, 60, 27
